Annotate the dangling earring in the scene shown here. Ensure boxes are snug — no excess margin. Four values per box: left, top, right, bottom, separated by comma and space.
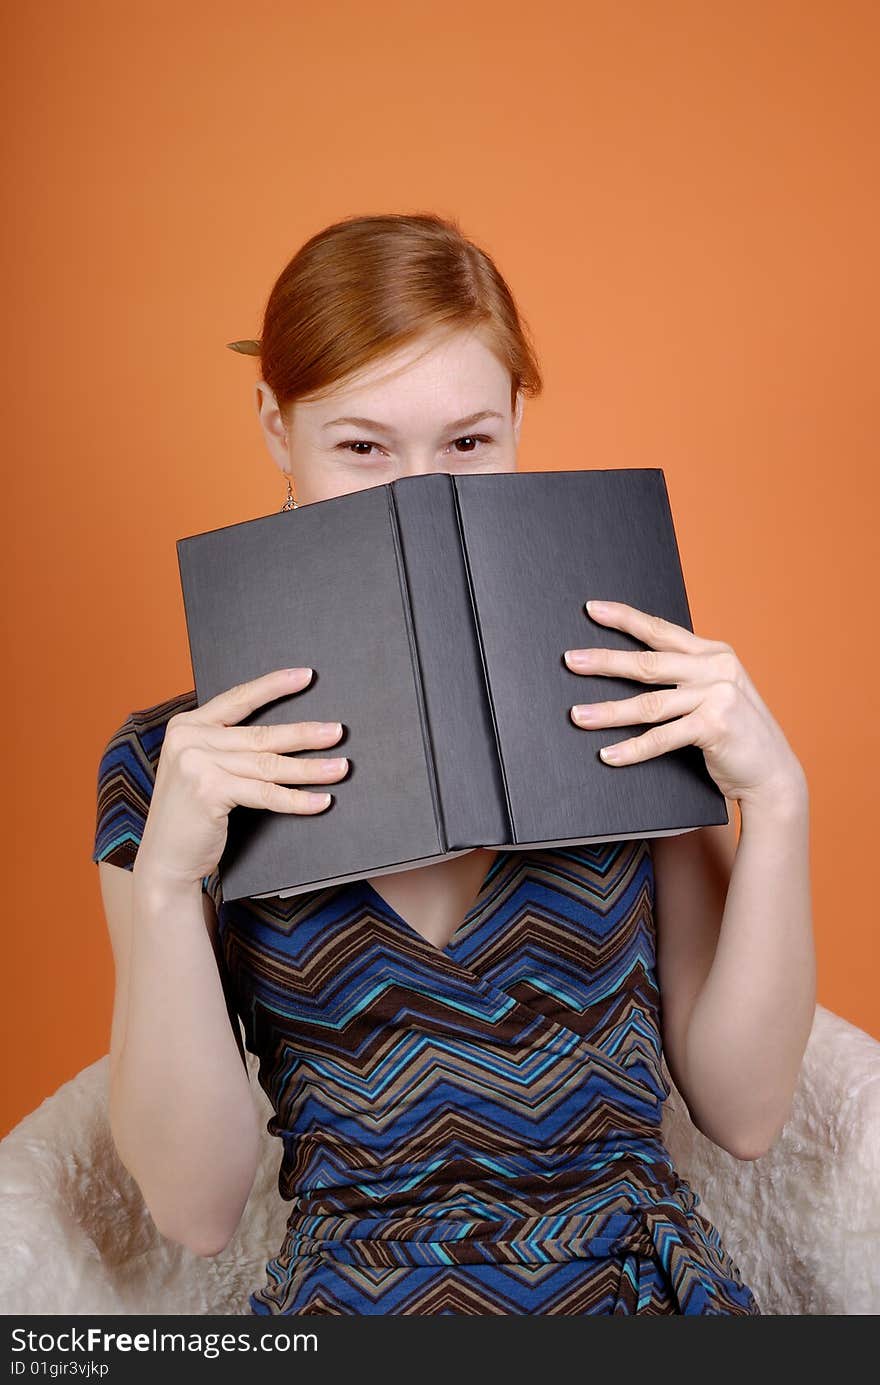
281, 471, 299, 512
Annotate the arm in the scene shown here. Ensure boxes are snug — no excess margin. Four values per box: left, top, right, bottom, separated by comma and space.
653, 773, 815, 1159
564, 599, 816, 1162
103, 860, 261, 1255
93, 705, 260, 1256
93, 671, 341, 1254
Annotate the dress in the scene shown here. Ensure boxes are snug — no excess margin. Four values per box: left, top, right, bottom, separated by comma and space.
92, 689, 762, 1317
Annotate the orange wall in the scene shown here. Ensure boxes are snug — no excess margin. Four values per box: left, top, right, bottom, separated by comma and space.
3, 0, 878, 1136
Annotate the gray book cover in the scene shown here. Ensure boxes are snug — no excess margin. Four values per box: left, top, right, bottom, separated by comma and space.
176, 468, 726, 901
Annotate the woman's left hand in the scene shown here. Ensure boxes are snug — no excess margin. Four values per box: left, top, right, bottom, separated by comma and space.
564, 599, 807, 811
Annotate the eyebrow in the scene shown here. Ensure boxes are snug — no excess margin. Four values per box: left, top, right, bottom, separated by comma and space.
321, 410, 504, 435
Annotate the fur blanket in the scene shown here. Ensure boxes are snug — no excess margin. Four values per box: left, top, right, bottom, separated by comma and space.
1, 1003, 878, 1315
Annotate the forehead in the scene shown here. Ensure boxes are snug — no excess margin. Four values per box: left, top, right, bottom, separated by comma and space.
300, 327, 510, 426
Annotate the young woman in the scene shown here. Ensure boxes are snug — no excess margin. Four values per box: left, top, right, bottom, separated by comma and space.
92, 212, 813, 1315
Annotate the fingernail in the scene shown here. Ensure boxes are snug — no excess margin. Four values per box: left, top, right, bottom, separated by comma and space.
599, 744, 622, 762
573, 704, 599, 723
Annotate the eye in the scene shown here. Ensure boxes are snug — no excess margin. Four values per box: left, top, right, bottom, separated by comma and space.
334, 434, 494, 459
450, 434, 492, 454
336, 440, 385, 457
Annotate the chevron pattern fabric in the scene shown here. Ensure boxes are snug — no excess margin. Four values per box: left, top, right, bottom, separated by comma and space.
92, 690, 761, 1316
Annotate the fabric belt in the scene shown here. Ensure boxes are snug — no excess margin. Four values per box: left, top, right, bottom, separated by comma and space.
278, 1182, 750, 1315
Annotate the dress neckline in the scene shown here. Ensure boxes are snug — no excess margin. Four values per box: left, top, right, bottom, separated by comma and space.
360, 850, 509, 959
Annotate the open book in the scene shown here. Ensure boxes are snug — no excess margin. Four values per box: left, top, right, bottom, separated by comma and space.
176, 468, 726, 901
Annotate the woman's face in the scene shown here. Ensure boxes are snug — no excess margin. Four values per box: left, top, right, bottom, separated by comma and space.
255, 325, 523, 505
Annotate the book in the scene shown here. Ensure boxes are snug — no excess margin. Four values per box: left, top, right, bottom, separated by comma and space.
176, 468, 727, 902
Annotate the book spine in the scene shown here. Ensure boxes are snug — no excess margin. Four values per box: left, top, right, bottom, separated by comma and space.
449, 478, 515, 841
389, 475, 510, 850
385, 486, 448, 852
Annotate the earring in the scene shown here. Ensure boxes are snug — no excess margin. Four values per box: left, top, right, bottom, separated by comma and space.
281, 472, 299, 511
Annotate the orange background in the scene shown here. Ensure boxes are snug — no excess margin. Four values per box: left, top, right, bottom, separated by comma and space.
3, 0, 878, 1137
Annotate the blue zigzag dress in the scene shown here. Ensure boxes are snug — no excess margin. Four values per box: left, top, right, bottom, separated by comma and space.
92, 690, 762, 1316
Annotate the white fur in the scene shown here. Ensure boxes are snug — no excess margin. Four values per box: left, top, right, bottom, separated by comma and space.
1, 1003, 878, 1315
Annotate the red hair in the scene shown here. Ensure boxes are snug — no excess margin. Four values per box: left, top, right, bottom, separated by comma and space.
228, 212, 543, 422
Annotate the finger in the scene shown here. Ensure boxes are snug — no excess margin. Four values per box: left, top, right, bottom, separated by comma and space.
585, 600, 724, 655
218, 770, 336, 814
192, 667, 316, 727
596, 707, 705, 765
192, 719, 345, 755
210, 746, 350, 787
565, 646, 705, 683
571, 684, 702, 728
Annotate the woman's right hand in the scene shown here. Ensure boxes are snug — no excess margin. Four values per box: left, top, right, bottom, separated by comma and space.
132, 666, 347, 893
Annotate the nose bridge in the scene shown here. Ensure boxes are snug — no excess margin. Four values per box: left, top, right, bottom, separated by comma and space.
398, 448, 440, 477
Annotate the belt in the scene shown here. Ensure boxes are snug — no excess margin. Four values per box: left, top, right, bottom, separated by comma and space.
278, 1183, 755, 1315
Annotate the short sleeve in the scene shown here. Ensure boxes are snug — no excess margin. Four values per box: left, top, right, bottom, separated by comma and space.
91, 711, 153, 871
90, 690, 221, 907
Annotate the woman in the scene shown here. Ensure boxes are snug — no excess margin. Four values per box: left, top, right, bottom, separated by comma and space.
92, 212, 813, 1315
